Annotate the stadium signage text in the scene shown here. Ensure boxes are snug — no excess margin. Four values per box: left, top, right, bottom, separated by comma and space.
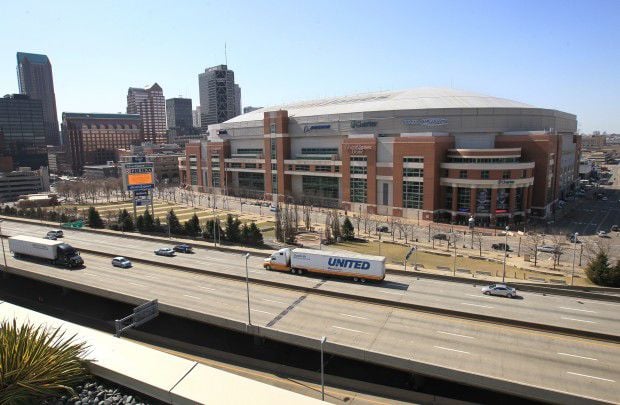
403, 118, 448, 127
303, 124, 331, 133
350, 120, 377, 128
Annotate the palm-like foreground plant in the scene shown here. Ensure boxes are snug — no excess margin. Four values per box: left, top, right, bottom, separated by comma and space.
0, 320, 90, 404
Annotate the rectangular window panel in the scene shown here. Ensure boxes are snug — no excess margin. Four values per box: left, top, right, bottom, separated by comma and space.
211, 171, 220, 188
481, 170, 489, 179
272, 173, 278, 194
457, 188, 470, 212
403, 181, 423, 209
350, 156, 367, 162
403, 168, 423, 177
315, 165, 332, 172
350, 166, 367, 174
445, 187, 453, 210
301, 148, 338, 155
459, 170, 468, 179
238, 172, 264, 191
295, 165, 310, 171
302, 175, 339, 200
350, 179, 367, 203
236, 148, 263, 155
403, 157, 424, 163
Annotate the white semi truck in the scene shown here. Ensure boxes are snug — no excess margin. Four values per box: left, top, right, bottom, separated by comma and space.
8, 235, 84, 268
263, 248, 386, 282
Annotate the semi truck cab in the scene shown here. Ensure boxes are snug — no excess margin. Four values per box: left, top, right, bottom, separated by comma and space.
263, 248, 291, 272
56, 243, 84, 268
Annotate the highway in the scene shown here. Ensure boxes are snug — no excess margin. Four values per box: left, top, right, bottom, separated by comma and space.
1, 220, 619, 338
0, 224, 619, 402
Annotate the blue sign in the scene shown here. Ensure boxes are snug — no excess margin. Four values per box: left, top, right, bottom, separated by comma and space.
134, 190, 148, 197
132, 156, 146, 163
128, 183, 154, 191
328, 257, 371, 270
303, 124, 331, 133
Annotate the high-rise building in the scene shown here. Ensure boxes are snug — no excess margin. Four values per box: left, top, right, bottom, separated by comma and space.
0, 94, 47, 169
234, 84, 241, 116
0, 166, 50, 202
16, 52, 60, 146
127, 83, 167, 144
198, 65, 240, 129
62, 112, 142, 175
166, 97, 193, 130
192, 106, 201, 128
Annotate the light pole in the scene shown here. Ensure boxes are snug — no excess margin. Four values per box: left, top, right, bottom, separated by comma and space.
0, 220, 7, 270
502, 225, 509, 283
452, 233, 457, 276
571, 232, 579, 286
468, 216, 474, 249
244, 253, 251, 325
320, 336, 327, 401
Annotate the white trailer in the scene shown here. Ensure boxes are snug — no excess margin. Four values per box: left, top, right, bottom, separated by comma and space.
8, 235, 84, 268
263, 247, 386, 282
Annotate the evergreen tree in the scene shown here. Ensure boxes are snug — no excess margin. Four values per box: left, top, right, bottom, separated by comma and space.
341, 215, 355, 241
47, 210, 59, 222
87, 207, 104, 229
331, 212, 341, 240
586, 251, 620, 287
59, 213, 69, 223
117, 209, 134, 232
184, 214, 201, 236
36, 207, 44, 219
143, 209, 154, 232
225, 214, 241, 243
167, 209, 183, 235
249, 222, 264, 246
136, 214, 145, 232
240, 223, 251, 245
154, 217, 163, 233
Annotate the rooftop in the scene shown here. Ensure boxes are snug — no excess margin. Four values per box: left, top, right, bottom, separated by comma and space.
17, 52, 50, 64
226, 87, 538, 123
62, 112, 141, 120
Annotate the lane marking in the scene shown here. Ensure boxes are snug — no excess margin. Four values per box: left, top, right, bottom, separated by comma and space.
339, 313, 368, 320
332, 325, 368, 334
262, 298, 288, 305
129, 282, 146, 288
434, 346, 470, 354
437, 331, 475, 339
85, 273, 99, 277
251, 309, 274, 315
557, 353, 598, 361
559, 306, 597, 314
566, 372, 615, 382
199, 286, 216, 291
183, 294, 201, 300
460, 302, 494, 309
379, 290, 403, 295
589, 301, 620, 308
466, 293, 489, 298
561, 316, 596, 324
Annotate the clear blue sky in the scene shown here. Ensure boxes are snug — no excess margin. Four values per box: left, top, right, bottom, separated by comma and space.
1, 0, 619, 133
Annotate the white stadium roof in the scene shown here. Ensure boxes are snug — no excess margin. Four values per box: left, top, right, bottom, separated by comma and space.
226, 87, 536, 123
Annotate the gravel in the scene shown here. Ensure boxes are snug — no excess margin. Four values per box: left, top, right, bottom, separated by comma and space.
43, 380, 156, 405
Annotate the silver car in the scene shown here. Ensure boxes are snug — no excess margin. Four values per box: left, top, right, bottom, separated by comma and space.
111, 256, 132, 268
481, 284, 517, 298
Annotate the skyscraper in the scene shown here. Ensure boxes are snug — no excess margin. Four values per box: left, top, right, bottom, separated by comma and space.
16, 52, 60, 146
0, 94, 47, 169
127, 83, 167, 144
166, 97, 193, 130
192, 106, 201, 128
198, 65, 241, 130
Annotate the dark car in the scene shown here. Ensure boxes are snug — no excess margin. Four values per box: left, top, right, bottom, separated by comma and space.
376, 225, 389, 233
174, 244, 193, 253
492, 243, 510, 251
611, 225, 619, 232
433, 233, 448, 240
47, 230, 63, 239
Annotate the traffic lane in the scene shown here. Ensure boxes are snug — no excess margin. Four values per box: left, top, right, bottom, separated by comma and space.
8, 242, 619, 402
278, 296, 620, 403
4, 219, 619, 335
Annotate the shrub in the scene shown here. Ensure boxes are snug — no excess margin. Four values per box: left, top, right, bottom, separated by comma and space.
87, 207, 104, 229
225, 214, 241, 243
341, 216, 355, 241
586, 251, 620, 287
0, 319, 90, 403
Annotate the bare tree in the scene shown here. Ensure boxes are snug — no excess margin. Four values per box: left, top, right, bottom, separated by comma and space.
550, 233, 565, 270
473, 231, 484, 257
526, 232, 544, 267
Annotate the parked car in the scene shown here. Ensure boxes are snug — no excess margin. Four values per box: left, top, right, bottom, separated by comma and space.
47, 230, 64, 239
611, 225, 619, 232
433, 233, 448, 240
492, 243, 510, 251
481, 284, 517, 298
154, 248, 175, 257
174, 244, 193, 253
269, 205, 279, 212
537, 245, 559, 253
376, 225, 389, 233
111, 256, 132, 268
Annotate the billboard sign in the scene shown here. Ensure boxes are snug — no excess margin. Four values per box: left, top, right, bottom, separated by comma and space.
123, 162, 154, 191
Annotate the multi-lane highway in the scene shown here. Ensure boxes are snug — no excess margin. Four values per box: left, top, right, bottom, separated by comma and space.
0, 220, 619, 403
1, 220, 618, 337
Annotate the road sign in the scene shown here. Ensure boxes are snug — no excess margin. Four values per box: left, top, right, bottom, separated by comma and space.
132, 155, 147, 163
114, 299, 159, 337
134, 190, 148, 197
123, 162, 154, 191
405, 246, 416, 260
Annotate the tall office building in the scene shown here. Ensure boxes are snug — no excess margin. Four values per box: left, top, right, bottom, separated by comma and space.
16, 52, 60, 146
0, 94, 47, 169
166, 97, 193, 130
192, 106, 201, 128
127, 83, 167, 144
62, 112, 142, 175
198, 65, 241, 129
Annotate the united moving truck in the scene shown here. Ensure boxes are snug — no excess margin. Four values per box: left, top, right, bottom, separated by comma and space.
9, 235, 84, 268
263, 248, 385, 282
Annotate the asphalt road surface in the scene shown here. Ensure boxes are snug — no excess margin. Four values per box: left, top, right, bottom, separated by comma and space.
1, 220, 618, 337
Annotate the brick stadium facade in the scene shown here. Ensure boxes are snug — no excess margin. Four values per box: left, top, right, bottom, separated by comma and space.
179, 88, 579, 226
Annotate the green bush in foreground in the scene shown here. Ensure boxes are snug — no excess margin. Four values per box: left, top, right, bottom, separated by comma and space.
0, 320, 90, 404
585, 251, 620, 287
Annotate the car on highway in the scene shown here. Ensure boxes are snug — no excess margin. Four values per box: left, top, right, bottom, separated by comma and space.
602, 196, 608, 201
597, 230, 608, 237
433, 233, 448, 240
481, 284, 517, 298
154, 248, 175, 257
47, 230, 63, 239
111, 257, 132, 268
174, 244, 193, 253
44, 234, 57, 240
537, 245, 559, 253
492, 243, 510, 251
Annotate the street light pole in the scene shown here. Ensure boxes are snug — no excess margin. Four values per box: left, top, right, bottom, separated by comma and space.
502, 226, 509, 283
468, 216, 474, 249
244, 253, 251, 325
571, 232, 579, 286
0, 220, 7, 270
320, 336, 327, 401
452, 233, 457, 276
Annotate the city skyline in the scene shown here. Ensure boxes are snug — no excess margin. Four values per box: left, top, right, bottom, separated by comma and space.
1, 0, 619, 133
